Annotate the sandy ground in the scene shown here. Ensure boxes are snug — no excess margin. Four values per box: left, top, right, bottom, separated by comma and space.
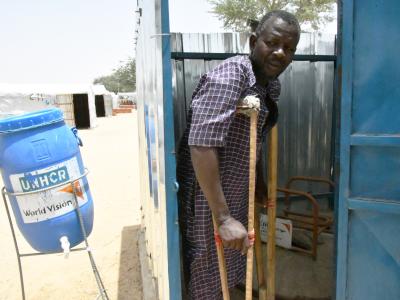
0, 112, 143, 300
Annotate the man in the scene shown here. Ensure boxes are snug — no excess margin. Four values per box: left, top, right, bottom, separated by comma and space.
177, 10, 300, 299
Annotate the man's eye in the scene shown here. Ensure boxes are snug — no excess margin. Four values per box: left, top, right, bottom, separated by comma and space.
265, 40, 276, 47
286, 47, 296, 53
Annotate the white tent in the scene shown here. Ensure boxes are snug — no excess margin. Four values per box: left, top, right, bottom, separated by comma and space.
92, 84, 113, 117
0, 83, 97, 128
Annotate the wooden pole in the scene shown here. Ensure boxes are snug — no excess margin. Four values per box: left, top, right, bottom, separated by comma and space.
245, 110, 258, 300
254, 209, 267, 299
266, 126, 278, 300
212, 216, 230, 300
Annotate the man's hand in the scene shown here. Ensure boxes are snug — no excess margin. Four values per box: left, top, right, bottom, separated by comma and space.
218, 216, 251, 255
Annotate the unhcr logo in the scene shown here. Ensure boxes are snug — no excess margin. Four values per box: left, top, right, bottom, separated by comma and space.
19, 167, 70, 192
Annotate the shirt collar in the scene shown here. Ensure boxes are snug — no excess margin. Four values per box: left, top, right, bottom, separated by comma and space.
244, 55, 279, 90
243, 55, 280, 101
244, 55, 257, 87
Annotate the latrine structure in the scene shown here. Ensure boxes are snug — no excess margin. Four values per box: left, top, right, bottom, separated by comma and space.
136, 1, 400, 299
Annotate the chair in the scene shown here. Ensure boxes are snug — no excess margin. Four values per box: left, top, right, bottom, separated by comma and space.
277, 176, 334, 260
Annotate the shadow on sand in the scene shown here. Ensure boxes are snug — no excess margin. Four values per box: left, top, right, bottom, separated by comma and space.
117, 225, 142, 300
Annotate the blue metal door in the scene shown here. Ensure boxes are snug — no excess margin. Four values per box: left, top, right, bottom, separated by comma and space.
336, 1, 400, 299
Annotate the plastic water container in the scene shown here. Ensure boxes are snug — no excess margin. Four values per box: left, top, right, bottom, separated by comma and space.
0, 108, 94, 253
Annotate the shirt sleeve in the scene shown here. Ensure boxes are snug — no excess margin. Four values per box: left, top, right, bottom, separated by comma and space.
188, 61, 247, 147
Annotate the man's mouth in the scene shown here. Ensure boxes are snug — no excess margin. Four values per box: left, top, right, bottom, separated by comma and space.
267, 61, 282, 70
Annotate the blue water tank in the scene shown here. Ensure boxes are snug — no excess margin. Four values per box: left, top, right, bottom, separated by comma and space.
0, 108, 94, 253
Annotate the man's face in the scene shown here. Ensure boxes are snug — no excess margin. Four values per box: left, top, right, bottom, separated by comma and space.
250, 16, 299, 84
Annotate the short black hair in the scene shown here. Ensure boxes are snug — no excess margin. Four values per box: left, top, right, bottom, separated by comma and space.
255, 10, 300, 36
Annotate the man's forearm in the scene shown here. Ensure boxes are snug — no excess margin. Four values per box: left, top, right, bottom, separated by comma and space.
190, 146, 230, 225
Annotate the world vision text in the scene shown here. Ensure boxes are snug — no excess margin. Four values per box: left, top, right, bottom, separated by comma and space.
22, 199, 74, 217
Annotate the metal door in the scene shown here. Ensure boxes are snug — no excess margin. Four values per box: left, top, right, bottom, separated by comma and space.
336, 1, 400, 299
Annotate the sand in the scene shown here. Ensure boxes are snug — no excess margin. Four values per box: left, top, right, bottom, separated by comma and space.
0, 112, 143, 300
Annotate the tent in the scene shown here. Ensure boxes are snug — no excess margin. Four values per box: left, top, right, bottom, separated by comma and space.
92, 84, 113, 117
0, 83, 98, 129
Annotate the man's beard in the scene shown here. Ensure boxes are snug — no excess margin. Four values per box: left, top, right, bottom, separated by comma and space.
249, 54, 278, 83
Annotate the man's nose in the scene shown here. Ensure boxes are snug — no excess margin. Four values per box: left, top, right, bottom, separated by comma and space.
273, 47, 285, 59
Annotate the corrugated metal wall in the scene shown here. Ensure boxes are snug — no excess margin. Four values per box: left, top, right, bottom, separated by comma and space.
171, 32, 335, 192
136, 0, 166, 295
136, 0, 181, 299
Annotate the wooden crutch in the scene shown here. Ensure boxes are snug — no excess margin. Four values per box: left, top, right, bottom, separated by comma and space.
254, 125, 279, 300
212, 97, 259, 300
212, 216, 230, 300
245, 106, 258, 300
266, 126, 278, 300
254, 202, 267, 300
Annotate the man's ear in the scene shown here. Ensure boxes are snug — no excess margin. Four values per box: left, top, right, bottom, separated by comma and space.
249, 33, 257, 51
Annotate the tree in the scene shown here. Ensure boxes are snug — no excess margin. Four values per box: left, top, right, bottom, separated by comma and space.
208, 0, 336, 31
93, 58, 136, 93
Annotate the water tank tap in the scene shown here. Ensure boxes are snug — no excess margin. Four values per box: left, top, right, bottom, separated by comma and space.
60, 236, 70, 258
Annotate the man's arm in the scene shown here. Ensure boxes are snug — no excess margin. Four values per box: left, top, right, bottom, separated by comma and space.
190, 145, 250, 253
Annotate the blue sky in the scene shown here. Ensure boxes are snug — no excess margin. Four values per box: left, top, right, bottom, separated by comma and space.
0, 0, 335, 85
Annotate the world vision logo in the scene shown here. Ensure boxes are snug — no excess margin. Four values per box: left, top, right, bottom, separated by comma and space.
19, 167, 70, 192
59, 181, 84, 199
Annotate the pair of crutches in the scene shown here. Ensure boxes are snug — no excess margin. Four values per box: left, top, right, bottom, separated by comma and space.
212, 100, 278, 300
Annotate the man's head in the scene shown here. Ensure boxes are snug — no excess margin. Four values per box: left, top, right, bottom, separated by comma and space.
249, 10, 300, 85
